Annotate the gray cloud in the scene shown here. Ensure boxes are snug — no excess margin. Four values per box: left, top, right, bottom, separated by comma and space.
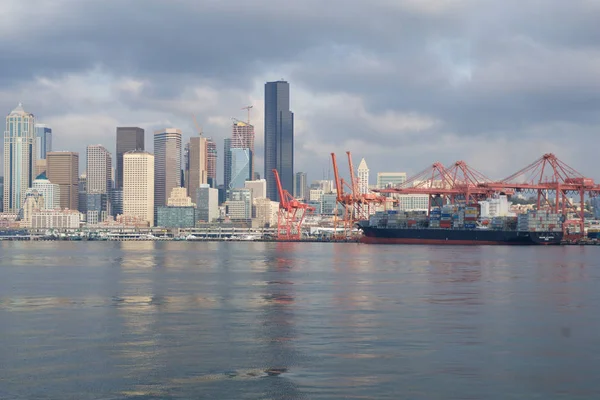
1, 0, 599, 185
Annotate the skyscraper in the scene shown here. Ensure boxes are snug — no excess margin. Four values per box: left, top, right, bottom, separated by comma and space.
185, 136, 208, 200
206, 137, 217, 188
35, 123, 52, 159
115, 127, 144, 190
29, 172, 60, 210
264, 80, 294, 201
229, 148, 252, 190
357, 158, 369, 195
86, 145, 112, 194
232, 121, 255, 179
46, 151, 79, 210
4, 103, 36, 213
123, 151, 154, 226
154, 128, 182, 214
223, 138, 232, 192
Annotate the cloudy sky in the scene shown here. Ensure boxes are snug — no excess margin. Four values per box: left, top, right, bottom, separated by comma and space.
2, 0, 600, 184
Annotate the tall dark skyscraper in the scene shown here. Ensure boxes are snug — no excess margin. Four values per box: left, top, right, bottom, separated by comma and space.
116, 127, 144, 189
223, 138, 232, 193
264, 80, 294, 201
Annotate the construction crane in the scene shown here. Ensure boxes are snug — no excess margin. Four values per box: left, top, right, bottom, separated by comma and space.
241, 105, 253, 124
192, 115, 203, 136
272, 169, 315, 240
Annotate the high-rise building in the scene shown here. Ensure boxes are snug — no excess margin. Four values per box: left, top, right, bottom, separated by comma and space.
35, 124, 52, 160
223, 138, 232, 192
115, 127, 144, 190
376, 172, 407, 189
229, 148, 252, 190
264, 80, 294, 201
206, 138, 217, 188
123, 151, 154, 226
154, 129, 182, 214
357, 158, 369, 195
232, 121, 255, 179
293, 172, 307, 200
86, 145, 112, 222
196, 184, 219, 223
46, 151, 79, 210
0, 176, 3, 212
3, 103, 36, 212
86, 145, 112, 194
78, 173, 87, 214
185, 136, 208, 200
29, 172, 60, 210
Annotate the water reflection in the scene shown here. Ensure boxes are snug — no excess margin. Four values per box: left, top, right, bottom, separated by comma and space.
258, 242, 303, 398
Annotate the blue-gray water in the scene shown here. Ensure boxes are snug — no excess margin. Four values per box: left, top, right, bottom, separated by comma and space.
1, 242, 599, 399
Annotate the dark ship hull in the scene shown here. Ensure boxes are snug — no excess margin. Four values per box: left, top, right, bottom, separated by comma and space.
358, 222, 563, 245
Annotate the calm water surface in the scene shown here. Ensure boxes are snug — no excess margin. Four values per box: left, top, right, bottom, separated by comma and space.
1, 242, 599, 399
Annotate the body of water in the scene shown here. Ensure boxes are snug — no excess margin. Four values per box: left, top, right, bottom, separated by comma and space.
1, 242, 599, 399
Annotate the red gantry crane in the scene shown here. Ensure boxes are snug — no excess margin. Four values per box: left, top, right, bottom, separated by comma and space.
477, 153, 600, 239
375, 160, 495, 214
331, 151, 388, 238
272, 169, 315, 240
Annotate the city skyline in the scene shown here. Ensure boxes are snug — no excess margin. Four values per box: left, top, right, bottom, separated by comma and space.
1, 1, 599, 185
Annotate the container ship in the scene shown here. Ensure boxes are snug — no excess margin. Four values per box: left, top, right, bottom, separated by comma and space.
358, 202, 563, 245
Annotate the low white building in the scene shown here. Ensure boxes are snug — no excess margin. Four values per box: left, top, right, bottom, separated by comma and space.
479, 195, 513, 218
31, 210, 81, 229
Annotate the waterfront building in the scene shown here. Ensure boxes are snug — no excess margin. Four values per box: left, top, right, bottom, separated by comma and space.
376, 172, 407, 189
264, 80, 294, 201
35, 123, 52, 159
254, 197, 279, 227
86, 193, 109, 224
321, 193, 342, 215
115, 127, 144, 190
123, 151, 154, 226
31, 209, 81, 229
29, 172, 60, 210
232, 121, 255, 179
185, 136, 208, 199
21, 190, 45, 227
206, 138, 217, 188
225, 188, 252, 220
397, 194, 429, 211
156, 206, 196, 228
154, 128, 181, 213
357, 158, 369, 195
46, 151, 79, 210
167, 187, 195, 207
294, 172, 308, 200
3, 103, 36, 213
196, 184, 219, 223
229, 148, 252, 189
